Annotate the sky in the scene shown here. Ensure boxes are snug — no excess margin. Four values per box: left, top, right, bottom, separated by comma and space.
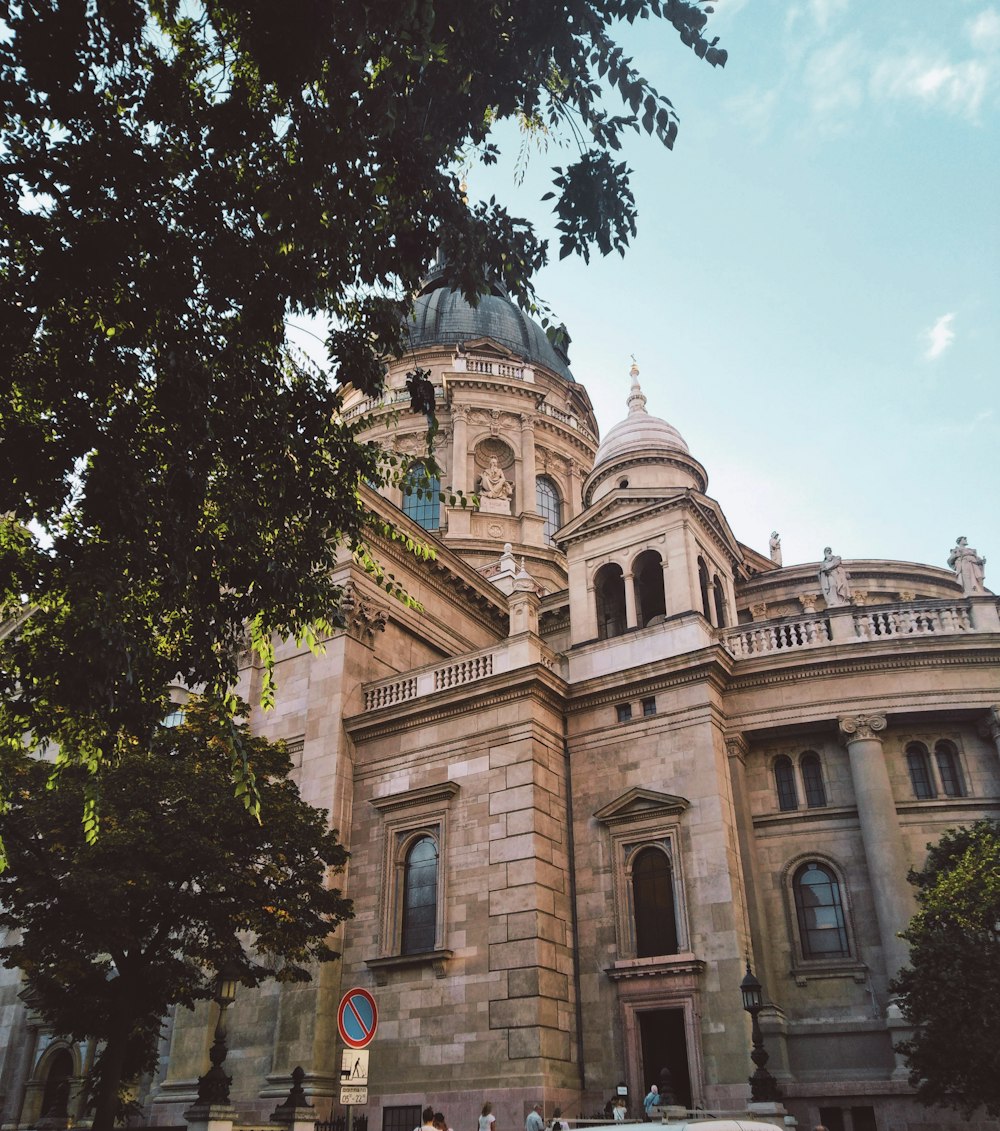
460, 0, 1000, 574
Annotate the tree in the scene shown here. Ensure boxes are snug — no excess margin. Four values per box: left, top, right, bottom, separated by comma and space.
0, 1, 727, 796
0, 696, 353, 1131
890, 819, 1000, 1118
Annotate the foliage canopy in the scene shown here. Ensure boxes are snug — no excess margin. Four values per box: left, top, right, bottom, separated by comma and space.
891, 819, 1000, 1118
0, 696, 352, 1128
0, 0, 726, 789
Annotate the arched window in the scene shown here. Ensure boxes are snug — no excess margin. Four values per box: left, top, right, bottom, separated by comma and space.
402, 461, 440, 531
793, 862, 849, 958
906, 743, 936, 799
40, 1049, 73, 1120
401, 835, 438, 954
774, 755, 798, 811
697, 557, 711, 620
801, 752, 827, 808
631, 847, 678, 957
595, 563, 627, 639
535, 476, 562, 544
934, 741, 966, 798
712, 574, 727, 628
633, 550, 666, 628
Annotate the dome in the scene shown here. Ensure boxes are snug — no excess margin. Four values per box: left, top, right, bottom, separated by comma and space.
592, 363, 690, 468
407, 279, 575, 382
584, 363, 707, 504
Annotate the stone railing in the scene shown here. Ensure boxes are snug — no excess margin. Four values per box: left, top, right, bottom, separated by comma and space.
363, 646, 496, 711
361, 637, 557, 712
722, 599, 980, 659
538, 400, 598, 442
459, 357, 526, 379
722, 616, 832, 657
342, 387, 446, 422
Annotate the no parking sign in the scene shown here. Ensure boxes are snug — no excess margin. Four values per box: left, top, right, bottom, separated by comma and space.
338, 987, 378, 1049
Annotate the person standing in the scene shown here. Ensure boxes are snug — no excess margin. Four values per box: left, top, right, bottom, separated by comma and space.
479, 1103, 497, 1131
642, 1084, 659, 1120
525, 1103, 545, 1131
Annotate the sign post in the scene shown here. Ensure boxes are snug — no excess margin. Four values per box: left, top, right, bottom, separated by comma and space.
337, 989, 377, 1119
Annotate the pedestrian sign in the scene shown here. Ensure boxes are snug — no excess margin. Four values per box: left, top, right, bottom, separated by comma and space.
341, 1049, 369, 1085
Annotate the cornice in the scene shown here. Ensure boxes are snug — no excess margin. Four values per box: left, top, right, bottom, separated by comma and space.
565, 649, 733, 712
369, 780, 460, 813
584, 452, 708, 504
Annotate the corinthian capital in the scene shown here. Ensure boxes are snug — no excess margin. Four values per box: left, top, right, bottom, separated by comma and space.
725, 733, 750, 763
977, 706, 1000, 745
839, 713, 887, 743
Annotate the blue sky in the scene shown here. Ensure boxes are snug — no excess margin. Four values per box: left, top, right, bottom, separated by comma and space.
464, 1, 999, 575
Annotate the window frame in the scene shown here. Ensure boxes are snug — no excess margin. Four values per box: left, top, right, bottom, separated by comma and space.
773, 754, 798, 812
782, 854, 865, 984
367, 781, 459, 980
535, 475, 562, 544
905, 742, 936, 799
401, 460, 441, 531
800, 751, 827, 809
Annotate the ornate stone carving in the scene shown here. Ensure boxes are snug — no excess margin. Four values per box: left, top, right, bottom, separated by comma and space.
948, 536, 988, 595
977, 706, 1000, 746
725, 734, 749, 763
819, 547, 852, 607
798, 593, 818, 614
749, 601, 768, 622
341, 583, 388, 640
839, 713, 887, 743
478, 456, 512, 500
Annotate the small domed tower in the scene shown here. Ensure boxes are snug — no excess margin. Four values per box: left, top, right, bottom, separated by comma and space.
341, 270, 599, 594
560, 363, 743, 647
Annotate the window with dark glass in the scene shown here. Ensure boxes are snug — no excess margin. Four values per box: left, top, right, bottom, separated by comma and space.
774, 755, 798, 811
383, 1107, 423, 1131
697, 557, 711, 620
801, 752, 827, 808
616, 703, 633, 723
642, 697, 657, 717
793, 862, 849, 958
631, 847, 679, 957
402, 461, 440, 531
712, 575, 727, 628
401, 835, 438, 954
906, 743, 936, 799
535, 476, 562, 544
934, 741, 966, 797
633, 550, 666, 627
596, 563, 627, 639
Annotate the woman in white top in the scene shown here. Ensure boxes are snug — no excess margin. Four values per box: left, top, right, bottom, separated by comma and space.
479, 1103, 496, 1131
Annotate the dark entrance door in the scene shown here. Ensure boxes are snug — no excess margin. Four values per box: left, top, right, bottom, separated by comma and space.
639, 1009, 691, 1109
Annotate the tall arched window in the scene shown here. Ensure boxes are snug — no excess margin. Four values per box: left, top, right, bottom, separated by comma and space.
774, 755, 798, 811
535, 476, 562, 544
906, 743, 936, 799
697, 557, 711, 620
712, 575, 727, 628
631, 847, 678, 957
401, 835, 438, 954
40, 1049, 73, 1120
633, 550, 666, 627
402, 461, 440, 531
801, 752, 827, 808
934, 741, 966, 797
595, 563, 627, 639
793, 862, 849, 958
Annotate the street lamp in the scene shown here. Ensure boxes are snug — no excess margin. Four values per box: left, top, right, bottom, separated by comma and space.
194, 968, 241, 1106
739, 962, 781, 1103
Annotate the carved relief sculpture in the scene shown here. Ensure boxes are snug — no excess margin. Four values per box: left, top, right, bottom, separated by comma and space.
479, 456, 513, 500
818, 547, 852, 608
769, 531, 782, 566
948, 536, 988, 595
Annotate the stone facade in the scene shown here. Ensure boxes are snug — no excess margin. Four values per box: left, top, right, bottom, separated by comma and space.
1, 285, 998, 1131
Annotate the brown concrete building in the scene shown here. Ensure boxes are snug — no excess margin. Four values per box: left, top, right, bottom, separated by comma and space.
2, 277, 998, 1131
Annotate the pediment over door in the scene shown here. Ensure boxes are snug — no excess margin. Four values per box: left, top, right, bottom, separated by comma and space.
593, 787, 690, 827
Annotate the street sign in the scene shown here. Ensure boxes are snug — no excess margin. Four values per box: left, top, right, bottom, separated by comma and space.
337, 987, 378, 1049
340, 1087, 368, 1106
341, 1049, 369, 1086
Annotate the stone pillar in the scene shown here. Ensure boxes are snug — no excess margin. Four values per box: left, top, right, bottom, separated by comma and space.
566, 459, 582, 520
451, 404, 469, 493
660, 559, 671, 615
978, 706, 1000, 764
623, 571, 637, 630
969, 594, 1000, 632
838, 714, 915, 983
519, 415, 537, 514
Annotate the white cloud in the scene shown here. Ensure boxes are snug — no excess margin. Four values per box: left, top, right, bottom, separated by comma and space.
923, 313, 956, 360
871, 53, 990, 118
809, 0, 849, 34
968, 7, 1000, 52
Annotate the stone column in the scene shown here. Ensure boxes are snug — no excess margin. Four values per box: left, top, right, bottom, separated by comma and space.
451, 404, 469, 493
623, 571, 637, 630
661, 559, 671, 615
838, 714, 915, 983
978, 706, 1000, 764
519, 415, 537, 514
566, 459, 582, 520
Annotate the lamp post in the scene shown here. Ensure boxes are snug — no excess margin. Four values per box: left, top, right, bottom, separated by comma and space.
194, 969, 240, 1106
739, 962, 781, 1103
